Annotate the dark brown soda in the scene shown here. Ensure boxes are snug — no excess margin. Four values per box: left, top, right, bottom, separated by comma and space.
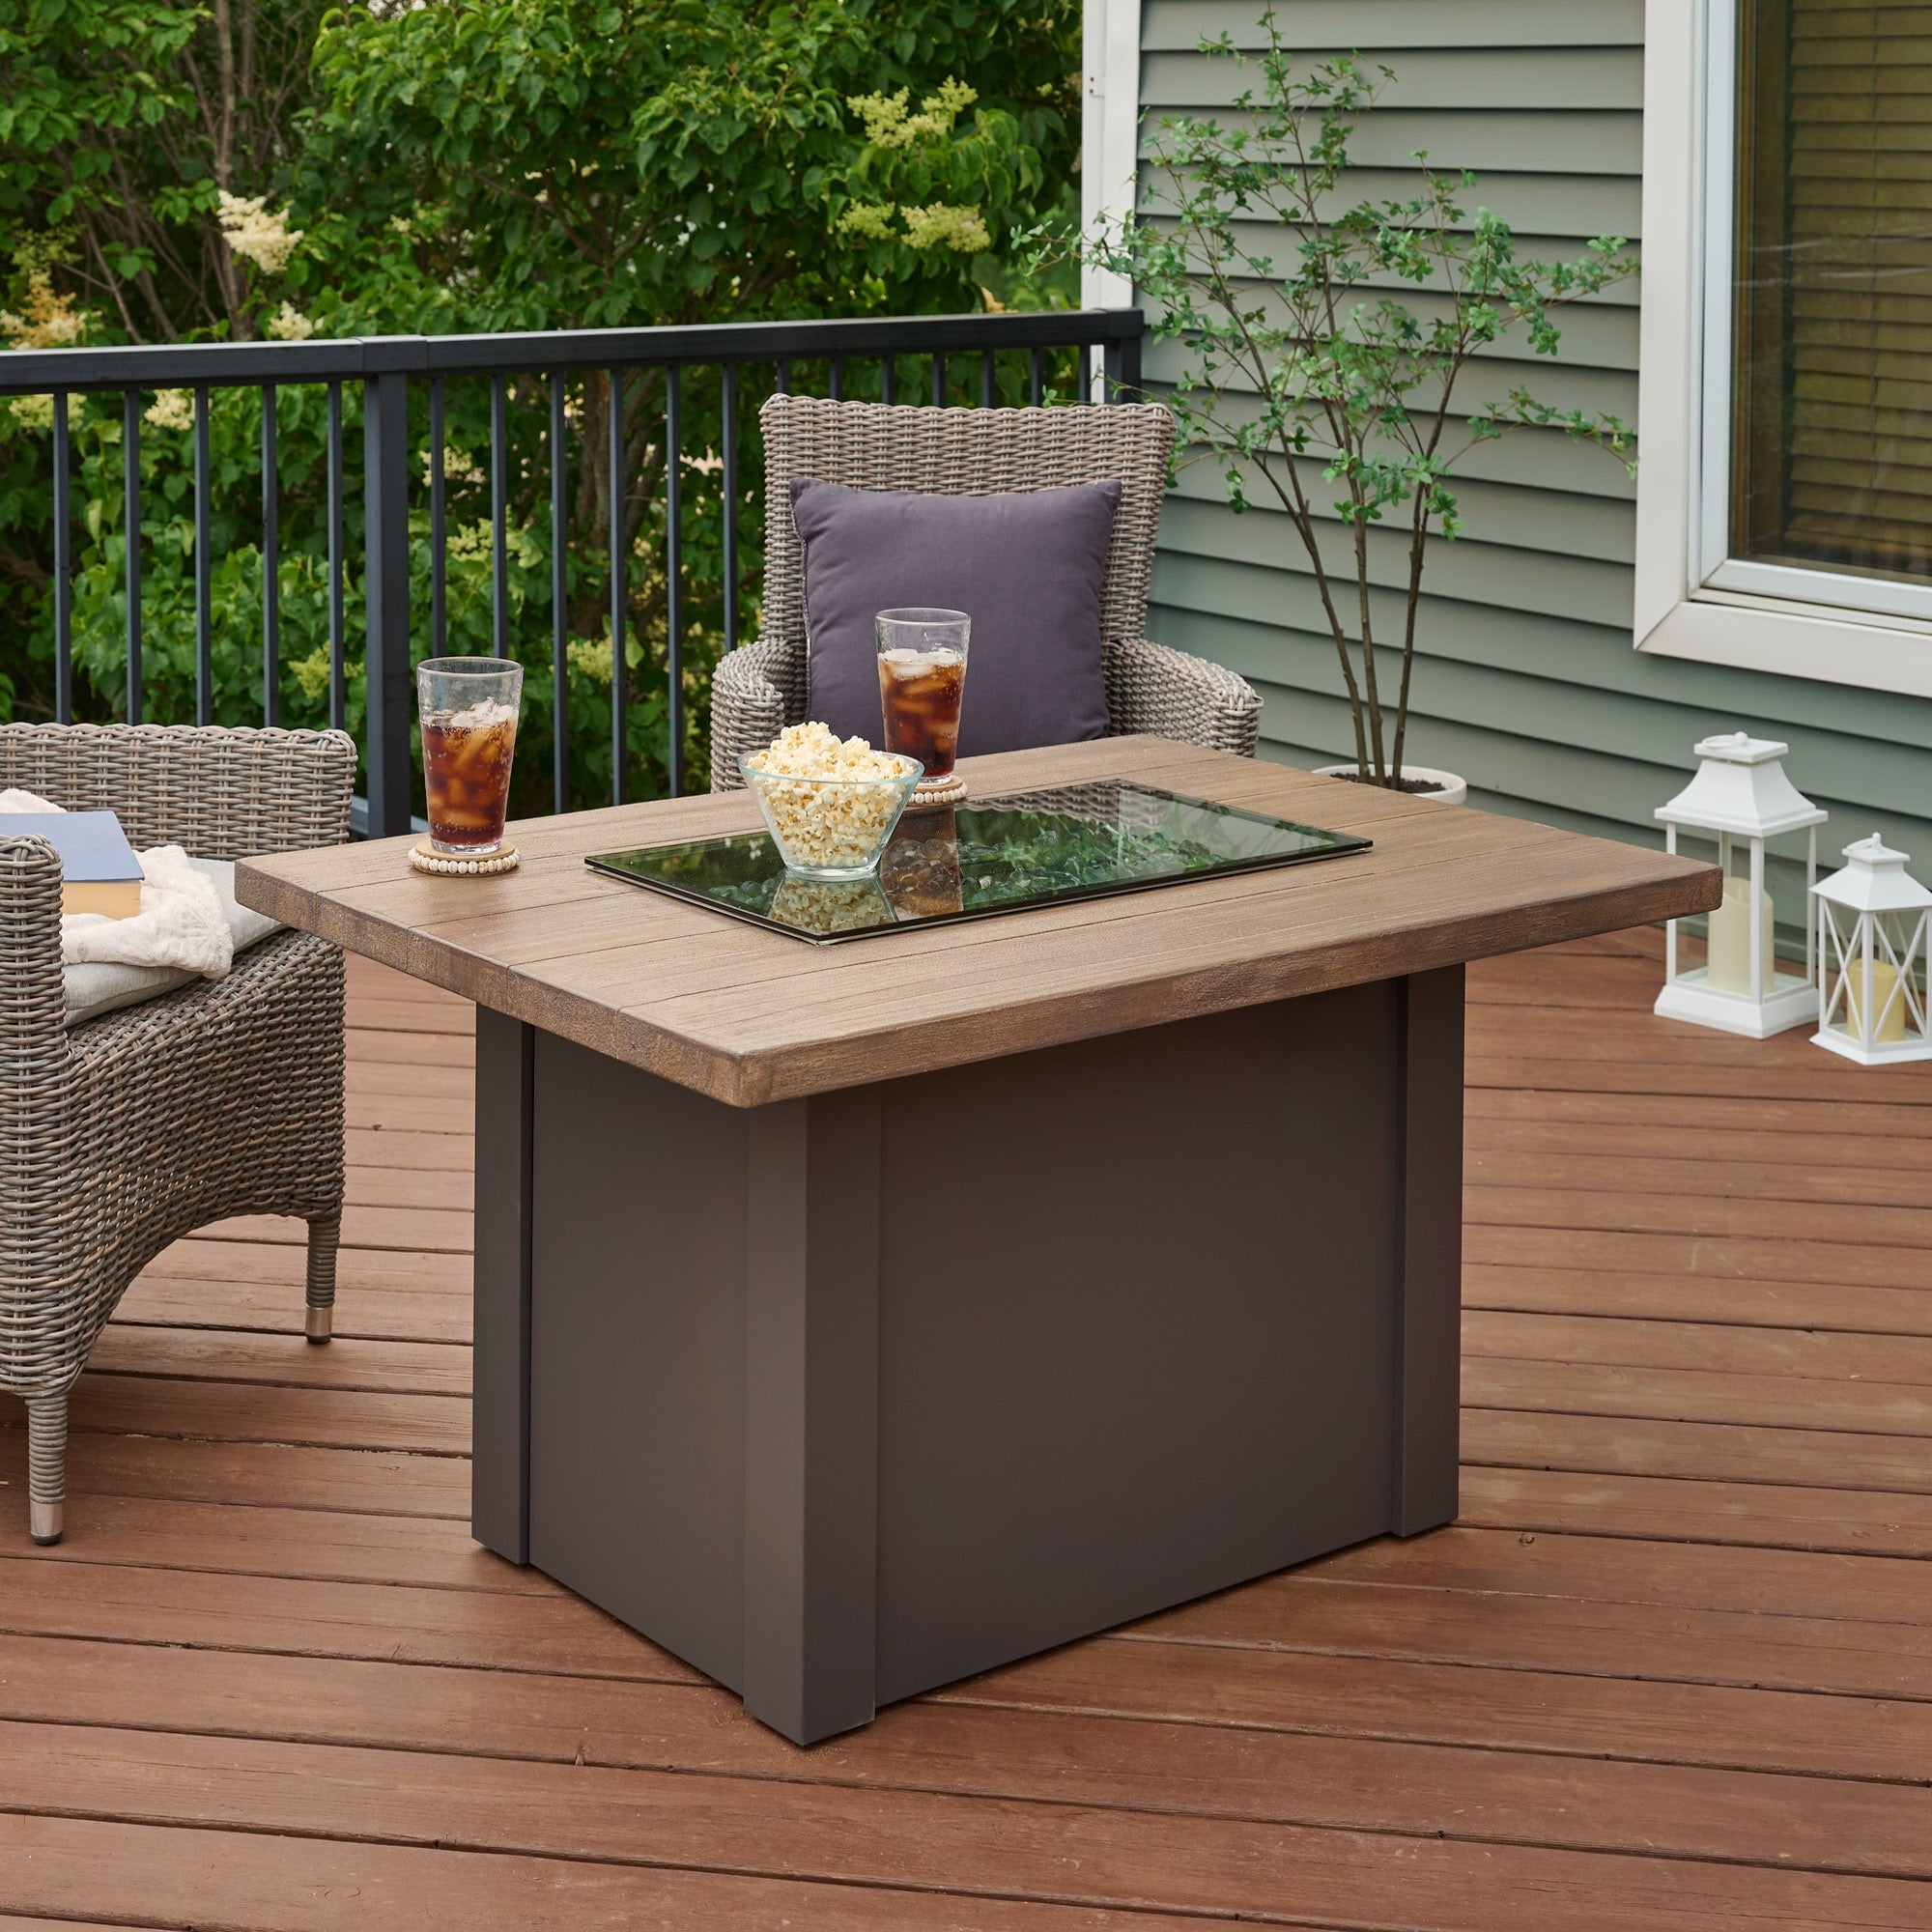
878, 649, 965, 780
422, 714, 517, 849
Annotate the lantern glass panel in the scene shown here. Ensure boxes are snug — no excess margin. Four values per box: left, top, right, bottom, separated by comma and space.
1824, 909, 1927, 1048
1695, 831, 1783, 999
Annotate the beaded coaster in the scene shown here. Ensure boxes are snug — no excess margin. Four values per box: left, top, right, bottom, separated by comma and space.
910, 776, 967, 808
410, 839, 521, 878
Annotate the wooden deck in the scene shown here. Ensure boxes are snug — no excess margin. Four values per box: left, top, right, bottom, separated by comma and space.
3, 925, 1931, 1930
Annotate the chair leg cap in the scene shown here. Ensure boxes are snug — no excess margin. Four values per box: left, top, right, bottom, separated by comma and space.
30, 1502, 62, 1546
305, 1306, 333, 1344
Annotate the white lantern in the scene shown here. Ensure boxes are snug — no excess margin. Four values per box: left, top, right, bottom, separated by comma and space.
1654, 731, 1826, 1037
1811, 835, 1932, 1066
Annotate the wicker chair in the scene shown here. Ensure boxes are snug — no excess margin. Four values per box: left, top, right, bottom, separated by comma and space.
709, 395, 1263, 789
0, 723, 355, 1546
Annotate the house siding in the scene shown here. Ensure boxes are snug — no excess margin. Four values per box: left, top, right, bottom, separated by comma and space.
1136, 0, 1932, 894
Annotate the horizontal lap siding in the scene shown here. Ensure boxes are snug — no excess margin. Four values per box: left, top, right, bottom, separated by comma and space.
1138, 0, 1932, 895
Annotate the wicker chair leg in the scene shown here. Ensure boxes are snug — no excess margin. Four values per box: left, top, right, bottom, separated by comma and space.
26, 1392, 66, 1546
305, 1208, 341, 1344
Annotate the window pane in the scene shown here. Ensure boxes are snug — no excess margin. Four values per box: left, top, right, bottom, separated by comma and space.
1733, 0, 1932, 582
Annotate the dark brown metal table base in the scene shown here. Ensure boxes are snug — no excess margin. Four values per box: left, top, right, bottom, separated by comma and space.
471, 967, 1464, 1745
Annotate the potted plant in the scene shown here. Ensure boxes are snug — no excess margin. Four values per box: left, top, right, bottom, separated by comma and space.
1071, 13, 1638, 799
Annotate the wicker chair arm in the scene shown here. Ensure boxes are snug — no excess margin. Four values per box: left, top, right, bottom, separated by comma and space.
710, 638, 808, 791
0, 724, 357, 859
0, 833, 71, 1034
0, 837, 76, 1208
1103, 638, 1263, 759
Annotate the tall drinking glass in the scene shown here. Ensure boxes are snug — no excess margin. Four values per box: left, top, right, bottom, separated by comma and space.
876, 608, 970, 786
416, 656, 523, 857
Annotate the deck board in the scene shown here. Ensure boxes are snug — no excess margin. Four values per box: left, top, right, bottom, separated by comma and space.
4, 927, 1932, 1929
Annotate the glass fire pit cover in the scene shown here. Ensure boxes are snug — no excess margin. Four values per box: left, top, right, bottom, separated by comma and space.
584, 779, 1371, 945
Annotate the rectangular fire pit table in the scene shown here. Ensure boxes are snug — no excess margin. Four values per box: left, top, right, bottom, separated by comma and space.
239, 737, 1719, 1745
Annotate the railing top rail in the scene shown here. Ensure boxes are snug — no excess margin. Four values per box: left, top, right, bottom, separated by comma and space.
0, 307, 1145, 397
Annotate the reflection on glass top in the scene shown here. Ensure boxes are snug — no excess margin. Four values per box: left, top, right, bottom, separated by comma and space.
584, 780, 1372, 944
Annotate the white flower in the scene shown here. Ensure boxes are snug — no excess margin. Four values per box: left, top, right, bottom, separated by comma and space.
900, 204, 991, 253
446, 519, 494, 563
0, 274, 87, 349
144, 388, 196, 432
837, 203, 897, 244
217, 191, 303, 275
848, 79, 977, 149
267, 301, 316, 341
567, 638, 612, 684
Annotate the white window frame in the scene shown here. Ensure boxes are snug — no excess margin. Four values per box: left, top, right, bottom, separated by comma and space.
1634, 0, 1932, 696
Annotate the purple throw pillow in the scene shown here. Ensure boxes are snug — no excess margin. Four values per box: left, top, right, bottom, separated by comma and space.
791, 478, 1121, 759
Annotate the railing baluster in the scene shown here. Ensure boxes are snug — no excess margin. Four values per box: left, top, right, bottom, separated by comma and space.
931, 353, 946, 406
362, 369, 415, 838
51, 392, 71, 724
981, 349, 996, 408
1077, 344, 1093, 402
882, 355, 896, 405
123, 390, 141, 724
550, 372, 569, 816
1102, 331, 1142, 405
1030, 348, 1043, 406
193, 385, 213, 725
429, 375, 447, 655
609, 366, 626, 807
327, 380, 346, 732
491, 373, 509, 658
721, 364, 738, 659
775, 359, 791, 395
828, 356, 843, 402
664, 364, 683, 799
261, 385, 279, 725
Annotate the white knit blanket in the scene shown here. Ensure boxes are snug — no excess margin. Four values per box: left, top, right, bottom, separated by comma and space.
0, 787, 235, 978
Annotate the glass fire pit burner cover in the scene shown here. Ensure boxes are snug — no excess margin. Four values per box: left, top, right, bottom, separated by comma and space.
583, 779, 1372, 945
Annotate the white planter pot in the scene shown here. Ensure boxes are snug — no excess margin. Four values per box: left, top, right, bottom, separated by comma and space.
1313, 762, 1468, 807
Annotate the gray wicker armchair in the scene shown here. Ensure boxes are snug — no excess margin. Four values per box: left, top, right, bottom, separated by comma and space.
709, 395, 1262, 789
0, 723, 355, 1546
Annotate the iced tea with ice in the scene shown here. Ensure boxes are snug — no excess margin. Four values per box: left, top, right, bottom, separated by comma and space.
875, 609, 970, 784
878, 649, 966, 781
423, 704, 518, 851
415, 658, 524, 857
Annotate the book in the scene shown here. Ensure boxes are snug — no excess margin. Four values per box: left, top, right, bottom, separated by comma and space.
0, 810, 146, 918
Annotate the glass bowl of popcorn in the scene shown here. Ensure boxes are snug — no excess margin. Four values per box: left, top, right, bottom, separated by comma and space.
739, 723, 923, 881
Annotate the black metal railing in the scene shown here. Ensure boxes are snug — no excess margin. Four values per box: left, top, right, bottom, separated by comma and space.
0, 309, 1145, 835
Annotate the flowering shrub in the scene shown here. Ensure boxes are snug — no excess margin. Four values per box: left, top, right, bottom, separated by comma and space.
0, 0, 1081, 786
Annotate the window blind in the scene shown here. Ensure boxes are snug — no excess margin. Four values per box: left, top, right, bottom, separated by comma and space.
1734, 0, 1932, 581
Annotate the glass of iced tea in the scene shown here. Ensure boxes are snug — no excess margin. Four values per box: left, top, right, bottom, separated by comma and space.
876, 608, 969, 788
416, 656, 523, 857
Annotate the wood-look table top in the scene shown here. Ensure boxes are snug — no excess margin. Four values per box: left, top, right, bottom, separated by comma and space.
237, 736, 1720, 1107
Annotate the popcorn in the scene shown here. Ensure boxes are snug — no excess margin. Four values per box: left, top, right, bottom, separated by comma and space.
744, 722, 916, 873
770, 875, 893, 934
749, 720, 905, 783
